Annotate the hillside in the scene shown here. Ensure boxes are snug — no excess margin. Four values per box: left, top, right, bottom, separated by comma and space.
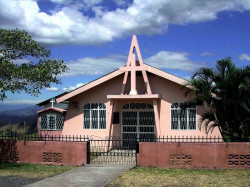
0, 120, 38, 135
0, 105, 42, 134
0, 105, 42, 126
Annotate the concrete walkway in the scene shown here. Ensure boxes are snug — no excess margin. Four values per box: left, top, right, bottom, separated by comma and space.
25, 164, 135, 187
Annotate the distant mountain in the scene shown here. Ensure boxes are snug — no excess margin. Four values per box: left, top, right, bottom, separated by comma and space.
0, 105, 43, 126
0, 105, 41, 116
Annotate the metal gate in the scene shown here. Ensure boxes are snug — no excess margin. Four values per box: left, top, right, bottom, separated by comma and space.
122, 103, 156, 146
87, 103, 155, 165
87, 139, 137, 165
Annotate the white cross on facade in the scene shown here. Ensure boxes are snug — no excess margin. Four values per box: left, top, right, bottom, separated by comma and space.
50, 98, 56, 107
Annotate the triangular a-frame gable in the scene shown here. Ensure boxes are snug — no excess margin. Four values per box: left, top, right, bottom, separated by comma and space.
56, 35, 188, 103
119, 35, 152, 95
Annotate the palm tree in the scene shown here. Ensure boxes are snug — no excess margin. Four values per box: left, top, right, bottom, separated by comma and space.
182, 57, 250, 141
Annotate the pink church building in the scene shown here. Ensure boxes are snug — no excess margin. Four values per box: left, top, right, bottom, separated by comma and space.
37, 36, 221, 141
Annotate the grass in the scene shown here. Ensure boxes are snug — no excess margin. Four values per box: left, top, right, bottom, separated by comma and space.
0, 163, 75, 179
108, 166, 250, 187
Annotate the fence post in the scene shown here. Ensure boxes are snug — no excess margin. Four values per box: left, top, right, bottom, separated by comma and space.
87, 141, 90, 164
136, 141, 139, 154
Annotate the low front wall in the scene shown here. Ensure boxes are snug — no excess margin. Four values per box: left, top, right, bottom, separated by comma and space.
0, 140, 87, 166
137, 142, 250, 169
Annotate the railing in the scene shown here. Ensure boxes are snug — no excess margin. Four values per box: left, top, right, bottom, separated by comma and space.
143, 136, 249, 143
0, 134, 248, 143
0, 134, 89, 142
151, 136, 225, 143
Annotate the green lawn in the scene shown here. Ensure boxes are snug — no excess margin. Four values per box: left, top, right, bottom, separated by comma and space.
0, 163, 75, 178
108, 166, 250, 187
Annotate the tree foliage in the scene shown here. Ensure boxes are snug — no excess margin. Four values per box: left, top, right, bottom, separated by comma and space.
182, 57, 250, 141
0, 28, 68, 100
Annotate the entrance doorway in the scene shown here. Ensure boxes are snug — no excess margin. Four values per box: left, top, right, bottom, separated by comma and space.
122, 103, 156, 148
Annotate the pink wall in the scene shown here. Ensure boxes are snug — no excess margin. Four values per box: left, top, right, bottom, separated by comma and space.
148, 75, 221, 137
61, 74, 124, 139
0, 140, 87, 166
39, 73, 221, 139
137, 142, 250, 169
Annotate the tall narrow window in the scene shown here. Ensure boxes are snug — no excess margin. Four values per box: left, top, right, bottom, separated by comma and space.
83, 103, 106, 129
41, 113, 64, 130
171, 103, 196, 130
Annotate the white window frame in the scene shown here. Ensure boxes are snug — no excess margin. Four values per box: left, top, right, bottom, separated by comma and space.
83, 103, 107, 129
170, 102, 197, 130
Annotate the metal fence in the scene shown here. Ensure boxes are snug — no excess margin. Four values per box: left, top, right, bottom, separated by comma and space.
0, 134, 89, 142
0, 134, 248, 143
151, 136, 249, 143
150, 136, 225, 143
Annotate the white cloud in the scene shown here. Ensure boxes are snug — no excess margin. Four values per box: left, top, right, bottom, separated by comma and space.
62, 54, 126, 76
13, 59, 30, 64
1, 0, 250, 45
45, 83, 86, 92
48, 0, 102, 7
239, 54, 250, 61
145, 51, 205, 72
201, 52, 216, 56
46, 87, 59, 92
62, 82, 85, 92
2, 99, 43, 105
61, 51, 204, 77
49, 0, 66, 4
49, 0, 65, 3
113, 0, 128, 7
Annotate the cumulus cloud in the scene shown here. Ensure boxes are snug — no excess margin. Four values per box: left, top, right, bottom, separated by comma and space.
1, 0, 250, 45
62, 83, 85, 92
48, 0, 103, 10
145, 51, 205, 72
201, 52, 216, 56
239, 54, 250, 61
49, 0, 67, 4
46, 87, 59, 92
61, 51, 204, 77
113, 0, 128, 7
45, 83, 86, 92
61, 54, 126, 76
2, 99, 43, 105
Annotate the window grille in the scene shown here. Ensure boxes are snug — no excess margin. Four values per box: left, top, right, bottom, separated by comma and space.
83, 103, 106, 129
171, 103, 196, 130
122, 103, 155, 144
41, 113, 64, 130
122, 103, 153, 110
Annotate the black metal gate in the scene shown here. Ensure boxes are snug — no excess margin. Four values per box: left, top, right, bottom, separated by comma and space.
87, 139, 137, 165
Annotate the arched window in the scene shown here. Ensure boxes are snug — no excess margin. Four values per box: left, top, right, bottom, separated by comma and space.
171, 103, 196, 130
83, 103, 106, 129
41, 113, 64, 130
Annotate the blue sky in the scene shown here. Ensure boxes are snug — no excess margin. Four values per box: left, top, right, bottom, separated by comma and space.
0, 0, 250, 110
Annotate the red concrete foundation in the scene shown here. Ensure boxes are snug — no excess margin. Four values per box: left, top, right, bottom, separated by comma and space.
0, 140, 87, 166
137, 142, 250, 169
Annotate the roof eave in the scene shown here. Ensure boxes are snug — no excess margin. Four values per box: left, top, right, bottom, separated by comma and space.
37, 107, 67, 114
56, 69, 123, 103
56, 64, 192, 103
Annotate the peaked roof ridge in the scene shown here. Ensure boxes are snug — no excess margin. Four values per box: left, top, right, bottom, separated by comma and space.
56, 63, 189, 103
56, 35, 189, 103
